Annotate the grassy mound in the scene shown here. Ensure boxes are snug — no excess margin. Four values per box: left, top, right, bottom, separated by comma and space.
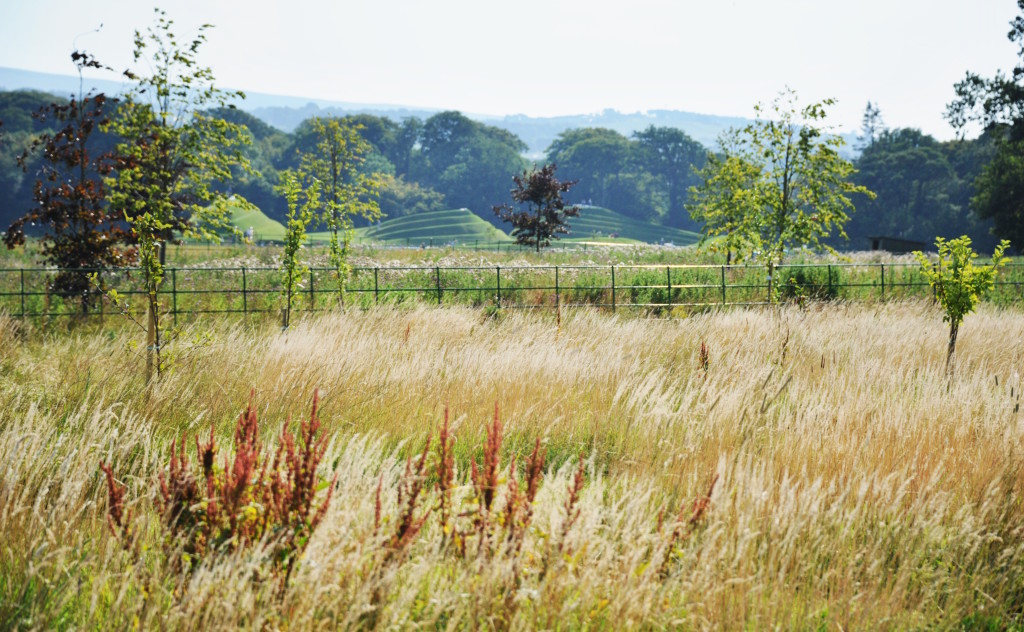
227, 201, 286, 242
353, 205, 700, 247
565, 205, 701, 245
356, 208, 511, 245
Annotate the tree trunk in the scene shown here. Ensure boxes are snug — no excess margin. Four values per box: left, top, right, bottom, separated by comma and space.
946, 321, 959, 374
147, 241, 163, 383
146, 293, 157, 382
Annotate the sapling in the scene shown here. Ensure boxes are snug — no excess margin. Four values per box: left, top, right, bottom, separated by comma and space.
914, 235, 1010, 372
277, 171, 315, 329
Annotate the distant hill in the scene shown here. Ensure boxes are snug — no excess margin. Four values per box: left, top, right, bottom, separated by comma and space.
1, 65, 857, 156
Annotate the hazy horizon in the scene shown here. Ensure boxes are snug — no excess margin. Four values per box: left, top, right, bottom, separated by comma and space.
1, 0, 1021, 140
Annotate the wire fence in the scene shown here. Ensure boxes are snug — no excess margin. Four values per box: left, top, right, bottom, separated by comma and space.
2, 262, 1024, 321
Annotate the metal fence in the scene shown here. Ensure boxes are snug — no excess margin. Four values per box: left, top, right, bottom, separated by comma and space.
2, 262, 1023, 320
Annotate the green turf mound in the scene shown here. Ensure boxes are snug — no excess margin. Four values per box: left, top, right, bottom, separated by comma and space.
358, 208, 511, 244
565, 206, 701, 246
227, 201, 286, 242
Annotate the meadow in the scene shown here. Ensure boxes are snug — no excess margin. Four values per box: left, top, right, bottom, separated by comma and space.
1, 298, 1023, 629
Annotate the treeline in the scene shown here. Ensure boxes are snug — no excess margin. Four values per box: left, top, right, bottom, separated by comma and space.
844, 124, 998, 251
0, 91, 707, 233
0, 89, 1004, 249
213, 109, 714, 232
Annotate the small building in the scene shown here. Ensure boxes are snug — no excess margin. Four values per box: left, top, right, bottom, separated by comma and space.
868, 236, 928, 254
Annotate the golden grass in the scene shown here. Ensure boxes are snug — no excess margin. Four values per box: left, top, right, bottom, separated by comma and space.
1, 301, 1023, 629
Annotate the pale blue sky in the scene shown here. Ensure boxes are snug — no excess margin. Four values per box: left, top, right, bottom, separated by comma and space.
0, 0, 1018, 139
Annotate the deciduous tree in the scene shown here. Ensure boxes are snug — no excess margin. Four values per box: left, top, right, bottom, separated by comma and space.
633, 125, 706, 228
3, 51, 134, 314
295, 117, 382, 303
946, 0, 1024, 249
105, 8, 253, 380
493, 163, 579, 251
914, 235, 1009, 372
688, 89, 874, 300
277, 170, 315, 329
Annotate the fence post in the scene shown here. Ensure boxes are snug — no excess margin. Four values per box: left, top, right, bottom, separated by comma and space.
436, 266, 442, 305
309, 269, 315, 311
171, 268, 178, 327
20, 269, 26, 317
555, 266, 560, 309
374, 267, 379, 304
880, 264, 885, 300
611, 265, 616, 311
721, 265, 727, 305
666, 265, 672, 306
496, 266, 501, 307
242, 266, 247, 315
827, 264, 833, 298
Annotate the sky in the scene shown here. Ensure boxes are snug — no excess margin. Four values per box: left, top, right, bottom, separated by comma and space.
0, 0, 1020, 139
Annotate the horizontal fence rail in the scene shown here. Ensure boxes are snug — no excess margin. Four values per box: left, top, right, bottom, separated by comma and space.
1, 262, 1023, 320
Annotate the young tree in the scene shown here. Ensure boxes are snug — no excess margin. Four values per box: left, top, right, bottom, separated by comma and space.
493, 163, 579, 252
688, 89, 874, 300
277, 171, 315, 330
105, 8, 253, 380
4, 52, 134, 314
296, 117, 381, 304
914, 236, 1009, 372
687, 143, 761, 265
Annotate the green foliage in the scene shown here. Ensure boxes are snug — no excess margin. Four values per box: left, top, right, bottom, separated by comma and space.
376, 174, 445, 219
914, 235, 1010, 369
946, 1, 1024, 247
687, 150, 761, 264
849, 128, 986, 248
296, 117, 382, 302
633, 125, 707, 228
545, 126, 707, 226
689, 89, 875, 299
970, 138, 1024, 248
414, 111, 527, 221
278, 171, 315, 329
104, 8, 254, 380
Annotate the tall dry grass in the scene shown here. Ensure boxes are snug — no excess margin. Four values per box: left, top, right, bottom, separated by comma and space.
1, 301, 1023, 629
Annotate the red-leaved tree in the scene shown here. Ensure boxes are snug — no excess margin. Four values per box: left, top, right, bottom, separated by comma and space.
3, 51, 135, 313
493, 163, 579, 252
